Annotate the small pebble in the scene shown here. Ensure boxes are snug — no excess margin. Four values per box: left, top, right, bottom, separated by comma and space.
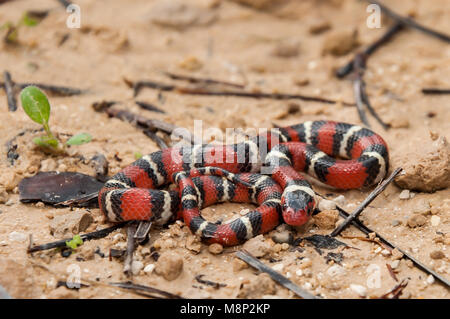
333, 195, 346, 206
0, 241, 7, 246
430, 250, 445, 260
391, 220, 401, 227
381, 249, 391, 257
326, 265, 346, 277
272, 231, 293, 244
8, 231, 27, 242
295, 269, 303, 277
426, 275, 435, 285
399, 190, 410, 200
407, 215, 427, 228
143, 264, 155, 274
318, 199, 336, 211
208, 243, 223, 255
131, 260, 144, 275
350, 284, 367, 297
430, 216, 440, 227
5, 199, 15, 206
390, 260, 400, 269
272, 264, 284, 272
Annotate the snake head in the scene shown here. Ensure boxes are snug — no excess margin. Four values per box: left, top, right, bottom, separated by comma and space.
281, 188, 315, 226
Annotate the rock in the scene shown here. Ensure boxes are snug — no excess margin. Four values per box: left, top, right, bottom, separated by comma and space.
49, 211, 94, 237
185, 235, 202, 253
295, 269, 303, 276
399, 190, 410, 200
430, 215, 441, 227
271, 225, 293, 244
381, 249, 391, 257
154, 252, 183, 281
413, 200, 431, 215
144, 264, 155, 274
430, 250, 445, 260
208, 243, 223, 255
392, 248, 404, 260
390, 260, 400, 269
271, 40, 300, 58
233, 258, 249, 272
334, 195, 346, 207
395, 136, 450, 192
313, 210, 339, 229
0, 187, 9, 204
426, 275, 435, 285
318, 198, 336, 211
407, 215, 427, 228
131, 260, 144, 275
391, 220, 401, 227
271, 263, 284, 272
150, 1, 217, 30
322, 28, 359, 56
178, 56, 203, 71
8, 231, 27, 242
292, 76, 309, 87
327, 265, 346, 277
350, 284, 367, 297
0, 259, 38, 298
237, 273, 276, 298
242, 235, 270, 257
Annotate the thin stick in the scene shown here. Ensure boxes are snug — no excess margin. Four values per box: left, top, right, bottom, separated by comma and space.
336, 22, 403, 78
235, 250, 318, 299
422, 88, 450, 95
3, 71, 17, 111
131, 79, 355, 106
1, 81, 84, 96
163, 71, 245, 89
379, 279, 408, 299
135, 101, 166, 114
123, 223, 138, 277
363, 0, 450, 43
57, 0, 72, 8
27, 222, 128, 253
109, 282, 182, 299
330, 167, 402, 237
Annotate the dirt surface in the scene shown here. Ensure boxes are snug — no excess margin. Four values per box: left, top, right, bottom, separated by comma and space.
0, 0, 449, 299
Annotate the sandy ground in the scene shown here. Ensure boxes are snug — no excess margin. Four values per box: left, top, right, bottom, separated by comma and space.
0, 0, 449, 299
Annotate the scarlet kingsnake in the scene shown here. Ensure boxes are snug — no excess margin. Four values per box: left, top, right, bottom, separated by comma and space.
99, 121, 389, 246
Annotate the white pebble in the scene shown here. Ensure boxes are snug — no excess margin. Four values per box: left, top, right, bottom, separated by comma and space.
272, 264, 284, 272
285, 272, 291, 278
333, 195, 346, 206
303, 282, 312, 290
390, 260, 400, 269
350, 284, 367, 297
8, 231, 27, 242
0, 241, 7, 246
143, 264, 155, 274
327, 265, 346, 277
426, 275, 435, 285
374, 247, 382, 254
399, 190, 410, 200
431, 216, 440, 227
131, 261, 144, 275
295, 269, 303, 277
381, 249, 391, 256
318, 199, 336, 211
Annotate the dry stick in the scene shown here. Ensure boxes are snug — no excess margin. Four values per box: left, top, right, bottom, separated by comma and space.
422, 88, 450, 95
56, 0, 72, 8
27, 222, 128, 253
235, 250, 318, 299
132, 79, 355, 106
352, 53, 390, 129
379, 279, 408, 299
163, 71, 245, 89
336, 22, 403, 78
109, 282, 182, 299
330, 167, 403, 237
363, 0, 450, 43
334, 206, 450, 288
135, 101, 166, 114
3, 71, 17, 111
0, 81, 84, 96
123, 222, 138, 276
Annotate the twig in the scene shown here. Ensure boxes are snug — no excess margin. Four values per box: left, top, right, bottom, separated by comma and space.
352, 53, 390, 129
27, 222, 128, 253
123, 223, 138, 277
163, 71, 245, 89
143, 130, 169, 149
0, 81, 84, 96
422, 88, 450, 95
336, 22, 403, 78
379, 279, 408, 299
235, 250, 318, 299
109, 282, 183, 299
334, 206, 450, 288
56, 0, 72, 8
134, 221, 152, 244
386, 263, 398, 282
3, 71, 17, 111
363, 0, 450, 43
330, 167, 402, 237
135, 101, 166, 114
195, 274, 227, 289
130, 79, 355, 106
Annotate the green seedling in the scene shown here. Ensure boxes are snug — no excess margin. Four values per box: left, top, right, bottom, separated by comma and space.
1, 12, 40, 44
65, 235, 83, 250
20, 86, 92, 150
134, 151, 143, 159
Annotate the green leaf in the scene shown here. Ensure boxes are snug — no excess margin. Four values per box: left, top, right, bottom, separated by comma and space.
65, 235, 83, 250
134, 151, 143, 159
21, 13, 38, 27
32, 136, 58, 148
20, 86, 51, 125
66, 133, 92, 146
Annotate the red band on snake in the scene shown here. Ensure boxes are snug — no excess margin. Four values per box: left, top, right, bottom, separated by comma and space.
98, 121, 389, 246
